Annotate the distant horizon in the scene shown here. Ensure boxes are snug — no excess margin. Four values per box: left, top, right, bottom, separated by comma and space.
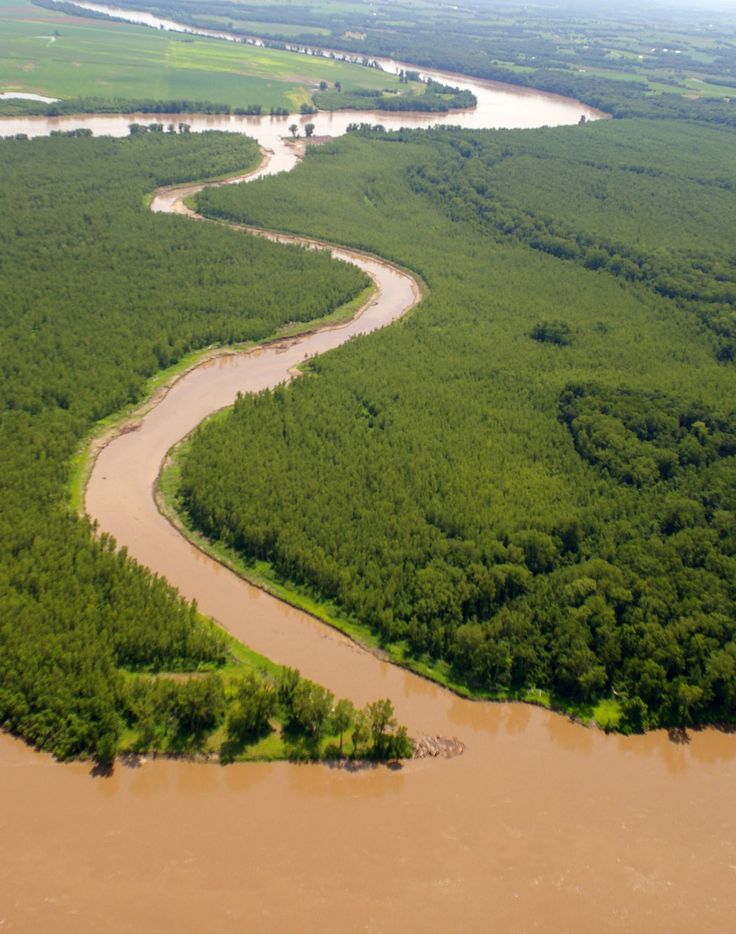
465, 0, 736, 17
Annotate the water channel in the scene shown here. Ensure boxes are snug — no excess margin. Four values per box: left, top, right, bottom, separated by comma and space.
1, 8, 735, 932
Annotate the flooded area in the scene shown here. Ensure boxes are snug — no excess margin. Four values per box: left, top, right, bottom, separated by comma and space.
0, 2, 604, 142
1, 12, 735, 932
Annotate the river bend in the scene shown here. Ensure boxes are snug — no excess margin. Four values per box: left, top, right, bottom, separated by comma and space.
0, 18, 735, 933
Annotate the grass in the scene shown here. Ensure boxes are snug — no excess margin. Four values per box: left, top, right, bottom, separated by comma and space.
0, 0, 402, 110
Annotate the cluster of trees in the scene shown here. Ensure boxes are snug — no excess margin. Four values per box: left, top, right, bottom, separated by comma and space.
123, 666, 411, 761
560, 386, 736, 487
129, 122, 191, 134
530, 321, 573, 347
272, 668, 411, 760
0, 132, 370, 762
190, 122, 736, 731
313, 80, 476, 113
0, 96, 269, 118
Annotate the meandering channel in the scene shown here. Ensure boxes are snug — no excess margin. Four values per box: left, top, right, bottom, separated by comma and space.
1, 25, 736, 932
87, 151, 438, 724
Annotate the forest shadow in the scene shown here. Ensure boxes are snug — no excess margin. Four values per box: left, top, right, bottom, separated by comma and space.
89, 760, 114, 778
667, 726, 690, 745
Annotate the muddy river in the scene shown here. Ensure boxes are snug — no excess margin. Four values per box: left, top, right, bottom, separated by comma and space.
2, 11, 735, 932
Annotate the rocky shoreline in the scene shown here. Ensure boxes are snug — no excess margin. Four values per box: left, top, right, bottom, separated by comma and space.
413, 735, 465, 759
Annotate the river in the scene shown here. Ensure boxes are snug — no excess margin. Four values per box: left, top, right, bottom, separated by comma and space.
1, 8, 735, 932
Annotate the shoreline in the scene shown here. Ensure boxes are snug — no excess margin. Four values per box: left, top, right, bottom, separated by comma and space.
74, 130, 733, 743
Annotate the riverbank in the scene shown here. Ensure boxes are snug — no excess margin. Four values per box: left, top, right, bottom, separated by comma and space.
2, 60, 736, 934
136, 152, 624, 734
159, 440, 624, 732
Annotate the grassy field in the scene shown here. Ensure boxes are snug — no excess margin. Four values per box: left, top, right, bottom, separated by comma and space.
0, 0, 401, 109
101, 0, 736, 109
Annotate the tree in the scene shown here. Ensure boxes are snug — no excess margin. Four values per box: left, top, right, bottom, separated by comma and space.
291, 680, 334, 738
305, 123, 316, 138
278, 666, 301, 707
385, 725, 413, 759
227, 673, 276, 742
331, 698, 355, 752
366, 698, 397, 754
351, 709, 370, 757
289, 124, 299, 138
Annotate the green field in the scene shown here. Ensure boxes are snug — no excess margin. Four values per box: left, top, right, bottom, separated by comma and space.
0, 0, 401, 109
100, 0, 736, 115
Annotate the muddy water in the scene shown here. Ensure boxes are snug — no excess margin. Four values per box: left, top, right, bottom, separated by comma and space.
3, 714, 736, 932
0, 4, 604, 143
2, 19, 735, 934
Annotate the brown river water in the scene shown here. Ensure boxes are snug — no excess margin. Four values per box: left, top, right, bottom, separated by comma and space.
2, 18, 736, 932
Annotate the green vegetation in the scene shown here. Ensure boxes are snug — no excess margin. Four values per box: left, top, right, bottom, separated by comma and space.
0, 0, 402, 114
314, 78, 476, 113
181, 119, 736, 732
3, 0, 736, 744
0, 129, 410, 764
123, 661, 411, 763
96, 0, 736, 122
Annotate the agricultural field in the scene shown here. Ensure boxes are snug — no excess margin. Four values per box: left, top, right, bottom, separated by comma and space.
112, 0, 736, 118
0, 0, 402, 111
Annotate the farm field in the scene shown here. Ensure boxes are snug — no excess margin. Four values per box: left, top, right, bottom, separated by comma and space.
0, 0, 401, 110
115, 0, 736, 118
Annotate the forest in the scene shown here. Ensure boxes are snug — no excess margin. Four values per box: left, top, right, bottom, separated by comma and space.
0, 130, 411, 763
2, 0, 735, 748
178, 117, 736, 732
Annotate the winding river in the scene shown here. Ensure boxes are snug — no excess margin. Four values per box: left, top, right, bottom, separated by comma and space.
2, 10, 736, 932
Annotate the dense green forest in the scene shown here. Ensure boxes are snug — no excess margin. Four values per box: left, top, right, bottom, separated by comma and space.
180, 119, 736, 731
3, 0, 736, 745
0, 131, 416, 763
